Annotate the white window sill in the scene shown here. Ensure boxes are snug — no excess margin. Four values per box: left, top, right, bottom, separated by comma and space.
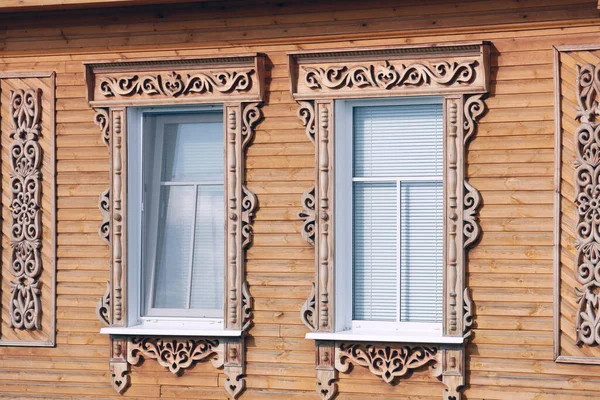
305, 329, 464, 345
100, 320, 242, 337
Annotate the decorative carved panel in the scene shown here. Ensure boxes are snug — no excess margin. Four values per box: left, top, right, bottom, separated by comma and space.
85, 55, 265, 106
553, 45, 600, 364
0, 72, 56, 346
289, 43, 489, 100
87, 55, 264, 395
289, 44, 488, 399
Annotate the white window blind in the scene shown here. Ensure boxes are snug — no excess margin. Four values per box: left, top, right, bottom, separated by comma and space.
352, 103, 443, 323
141, 111, 224, 318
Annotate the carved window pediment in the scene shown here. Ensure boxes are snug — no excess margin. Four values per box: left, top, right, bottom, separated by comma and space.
289, 43, 489, 100
86, 54, 265, 398
85, 54, 265, 106
289, 43, 488, 400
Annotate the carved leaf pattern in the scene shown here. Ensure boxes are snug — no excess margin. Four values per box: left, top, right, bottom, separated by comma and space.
9, 88, 43, 330
128, 337, 220, 375
574, 63, 600, 346
336, 343, 438, 384
99, 70, 252, 98
463, 180, 482, 249
303, 60, 477, 91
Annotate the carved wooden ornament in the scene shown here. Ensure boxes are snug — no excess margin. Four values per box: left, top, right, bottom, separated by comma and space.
574, 62, 600, 347
290, 43, 488, 399
87, 55, 265, 398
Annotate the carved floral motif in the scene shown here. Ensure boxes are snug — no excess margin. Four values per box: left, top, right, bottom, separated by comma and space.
99, 70, 252, 98
301, 282, 316, 331
297, 100, 316, 143
336, 343, 438, 383
574, 63, 600, 346
94, 108, 110, 148
463, 94, 485, 145
241, 281, 254, 331
9, 88, 43, 331
303, 60, 477, 91
128, 337, 220, 374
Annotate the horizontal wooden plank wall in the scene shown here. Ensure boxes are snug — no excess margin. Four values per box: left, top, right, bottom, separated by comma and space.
0, 0, 600, 398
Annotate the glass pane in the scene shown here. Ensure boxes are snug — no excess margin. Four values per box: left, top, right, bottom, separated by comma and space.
353, 104, 443, 178
352, 181, 397, 321
161, 114, 223, 182
190, 185, 224, 310
152, 185, 195, 309
400, 181, 443, 322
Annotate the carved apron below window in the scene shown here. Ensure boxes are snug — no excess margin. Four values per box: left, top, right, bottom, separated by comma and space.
290, 43, 489, 399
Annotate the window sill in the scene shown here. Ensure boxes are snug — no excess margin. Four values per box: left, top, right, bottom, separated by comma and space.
305, 329, 464, 345
100, 320, 242, 337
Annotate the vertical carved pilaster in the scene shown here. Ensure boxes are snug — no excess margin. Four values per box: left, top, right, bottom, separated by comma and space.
317, 102, 332, 329
222, 340, 246, 399
316, 341, 337, 400
227, 106, 239, 326
112, 110, 124, 324
446, 99, 459, 334
432, 348, 465, 400
9, 88, 43, 331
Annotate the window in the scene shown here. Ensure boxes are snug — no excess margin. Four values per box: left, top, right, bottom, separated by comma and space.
128, 106, 225, 323
336, 97, 444, 331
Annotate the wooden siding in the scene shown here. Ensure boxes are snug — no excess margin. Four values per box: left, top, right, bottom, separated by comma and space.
0, 0, 599, 398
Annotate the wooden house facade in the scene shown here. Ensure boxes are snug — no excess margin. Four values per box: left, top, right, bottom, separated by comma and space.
0, 0, 598, 398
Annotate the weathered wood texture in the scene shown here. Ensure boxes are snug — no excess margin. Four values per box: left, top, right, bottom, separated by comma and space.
0, 0, 599, 398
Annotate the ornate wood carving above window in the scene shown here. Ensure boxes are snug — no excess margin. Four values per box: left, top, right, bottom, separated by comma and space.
85, 54, 265, 397
289, 43, 489, 399
0, 72, 57, 347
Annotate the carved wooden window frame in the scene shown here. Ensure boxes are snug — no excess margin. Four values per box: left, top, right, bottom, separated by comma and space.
289, 43, 489, 400
85, 54, 265, 397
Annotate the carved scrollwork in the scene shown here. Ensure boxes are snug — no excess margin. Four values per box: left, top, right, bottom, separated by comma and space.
301, 282, 316, 331
335, 343, 438, 384
94, 108, 110, 148
241, 281, 254, 331
99, 70, 252, 98
463, 94, 485, 145
98, 188, 110, 246
303, 60, 477, 92
128, 337, 220, 375
242, 102, 261, 149
297, 100, 316, 144
241, 184, 257, 250
463, 287, 475, 338
96, 281, 111, 326
574, 63, 600, 346
576, 63, 600, 123
9, 88, 43, 331
299, 186, 316, 246
463, 180, 482, 249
